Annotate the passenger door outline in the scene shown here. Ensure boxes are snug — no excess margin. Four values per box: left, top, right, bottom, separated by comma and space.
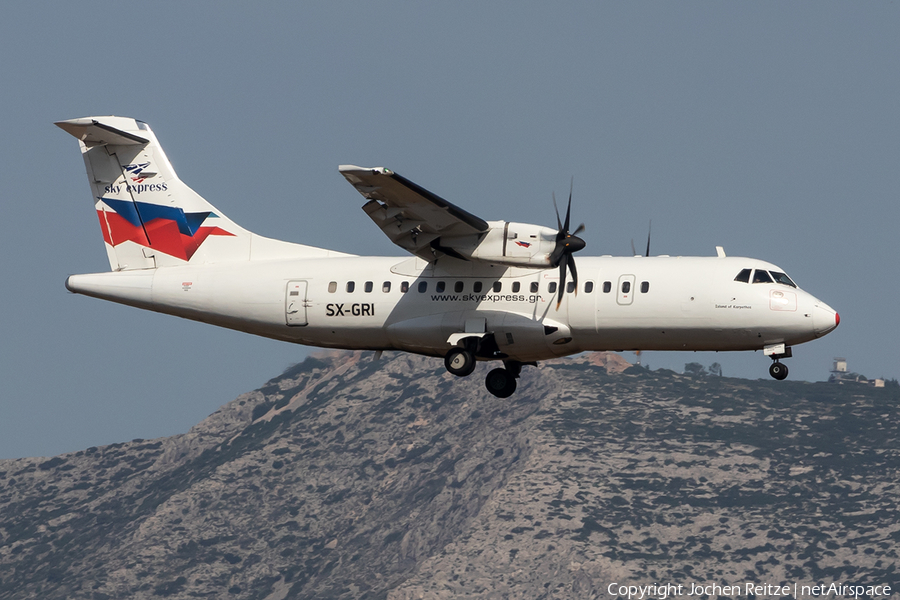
617, 274, 635, 306
286, 280, 309, 326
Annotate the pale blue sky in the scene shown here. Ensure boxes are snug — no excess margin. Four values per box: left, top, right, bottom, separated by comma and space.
1, 2, 897, 458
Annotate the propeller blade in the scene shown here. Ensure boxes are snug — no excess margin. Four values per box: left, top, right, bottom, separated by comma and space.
563, 179, 573, 233
549, 243, 565, 267
552, 193, 562, 232
573, 223, 585, 236
556, 252, 568, 309
569, 255, 578, 292
645, 220, 652, 257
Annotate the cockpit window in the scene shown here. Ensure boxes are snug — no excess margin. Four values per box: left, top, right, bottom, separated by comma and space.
734, 269, 752, 283
752, 270, 773, 284
769, 271, 797, 288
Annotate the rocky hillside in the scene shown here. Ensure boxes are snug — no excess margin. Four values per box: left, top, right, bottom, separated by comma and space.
0, 352, 897, 599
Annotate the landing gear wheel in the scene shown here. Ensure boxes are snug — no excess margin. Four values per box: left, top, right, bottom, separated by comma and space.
485, 368, 517, 398
445, 348, 476, 377
769, 362, 789, 381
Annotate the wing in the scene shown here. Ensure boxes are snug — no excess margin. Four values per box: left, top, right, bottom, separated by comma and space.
339, 165, 489, 261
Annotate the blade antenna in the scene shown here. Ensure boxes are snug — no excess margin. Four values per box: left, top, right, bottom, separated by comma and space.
645, 220, 652, 257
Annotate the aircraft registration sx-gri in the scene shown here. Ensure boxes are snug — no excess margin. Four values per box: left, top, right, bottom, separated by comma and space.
57, 116, 839, 398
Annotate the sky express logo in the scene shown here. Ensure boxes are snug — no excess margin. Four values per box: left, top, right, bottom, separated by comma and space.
101, 163, 168, 195
123, 162, 152, 183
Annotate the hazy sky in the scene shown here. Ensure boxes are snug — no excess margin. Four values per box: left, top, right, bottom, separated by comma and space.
1, 2, 897, 459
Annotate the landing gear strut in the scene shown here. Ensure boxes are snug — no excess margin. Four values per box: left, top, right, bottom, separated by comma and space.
443, 343, 530, 397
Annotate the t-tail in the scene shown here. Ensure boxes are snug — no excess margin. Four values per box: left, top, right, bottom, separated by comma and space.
56, 116, 337, 271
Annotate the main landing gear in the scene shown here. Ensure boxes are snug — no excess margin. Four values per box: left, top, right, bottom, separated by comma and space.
485, 362, 521, 398
444, 346, 525, 398
444, 347, 477, 377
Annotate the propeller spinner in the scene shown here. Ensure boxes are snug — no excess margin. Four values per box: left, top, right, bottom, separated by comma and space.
550, 183, 586, 309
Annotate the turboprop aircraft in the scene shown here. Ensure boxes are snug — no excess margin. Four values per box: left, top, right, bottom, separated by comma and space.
57, 116, 839, 398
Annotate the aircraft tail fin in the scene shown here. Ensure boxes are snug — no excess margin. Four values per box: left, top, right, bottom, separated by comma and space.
56, 116, 253, 271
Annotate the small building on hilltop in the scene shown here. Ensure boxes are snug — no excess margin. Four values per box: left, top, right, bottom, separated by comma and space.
829, 357, 884, 387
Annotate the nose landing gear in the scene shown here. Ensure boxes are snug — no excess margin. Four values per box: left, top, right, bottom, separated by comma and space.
769, 361, 789, 380
766, 345, 792, 381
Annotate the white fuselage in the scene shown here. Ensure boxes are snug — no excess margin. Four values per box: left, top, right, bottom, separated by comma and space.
66, 254, 838, 363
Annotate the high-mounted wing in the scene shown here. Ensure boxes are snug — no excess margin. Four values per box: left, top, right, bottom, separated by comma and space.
339, 166, 489, 261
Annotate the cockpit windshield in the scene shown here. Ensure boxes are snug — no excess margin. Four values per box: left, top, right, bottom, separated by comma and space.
752, 270, 773, 284
769, 271, 797, 288
734, 268, 751, 283
733, 268, 798, 287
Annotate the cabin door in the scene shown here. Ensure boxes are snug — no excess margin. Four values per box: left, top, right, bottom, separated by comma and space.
286, 281, 309, 326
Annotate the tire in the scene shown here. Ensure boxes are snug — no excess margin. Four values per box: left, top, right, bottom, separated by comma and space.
485, 368, 517, 398
769, 362, 789, 381
445, 348, 476, 377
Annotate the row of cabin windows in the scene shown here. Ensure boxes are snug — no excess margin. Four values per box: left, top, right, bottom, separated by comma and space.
327, 280, 652, 295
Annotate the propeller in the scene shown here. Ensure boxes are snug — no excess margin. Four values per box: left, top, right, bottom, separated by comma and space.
550, 181, 586, 309
631, 220, 652, 257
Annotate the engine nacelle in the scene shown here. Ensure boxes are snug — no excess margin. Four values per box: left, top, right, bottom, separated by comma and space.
443, 221, 558, 268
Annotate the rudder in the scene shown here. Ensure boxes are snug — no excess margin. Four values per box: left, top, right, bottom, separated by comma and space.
56, 116, 249, 270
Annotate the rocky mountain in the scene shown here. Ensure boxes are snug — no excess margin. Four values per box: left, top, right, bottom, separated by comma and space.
0, 351, 897, 599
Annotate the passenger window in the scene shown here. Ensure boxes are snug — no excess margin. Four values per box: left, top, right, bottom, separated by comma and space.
512, 282, 521, 293
346, 281, 355, 293
566, 281, 575, 293
364, 281, 373, 293
454, 281, 464, 293
734, 269, 752, 283
585, 281, 594, 293
769, 271, 797, 288
603, 281, 612, 293
382, 281, 391, 293
473, 281, 483, 293
328, 281, 337, 293
752, 270, 773, 284
548, 282, 557, 294
622, 281, 631, 294
493, 282, 502, 293
530, 282, 539, 293
418, 281, 427, 293
641, 281, 649, 293
436, 281, 446, 293
401, 281, 409, 293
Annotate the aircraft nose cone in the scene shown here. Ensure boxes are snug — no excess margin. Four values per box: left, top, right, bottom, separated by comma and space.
813, 302, 840, 338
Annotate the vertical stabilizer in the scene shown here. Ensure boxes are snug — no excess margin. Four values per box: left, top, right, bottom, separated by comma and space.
56, 116, 250, 270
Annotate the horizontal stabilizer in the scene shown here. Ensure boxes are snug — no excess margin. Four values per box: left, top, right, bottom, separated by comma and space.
55, 117, 149, 146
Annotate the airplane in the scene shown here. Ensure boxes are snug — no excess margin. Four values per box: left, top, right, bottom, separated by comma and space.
57, 116, 840, 398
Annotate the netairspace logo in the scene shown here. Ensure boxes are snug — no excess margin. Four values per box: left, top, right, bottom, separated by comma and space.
606, 582, 893, 599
